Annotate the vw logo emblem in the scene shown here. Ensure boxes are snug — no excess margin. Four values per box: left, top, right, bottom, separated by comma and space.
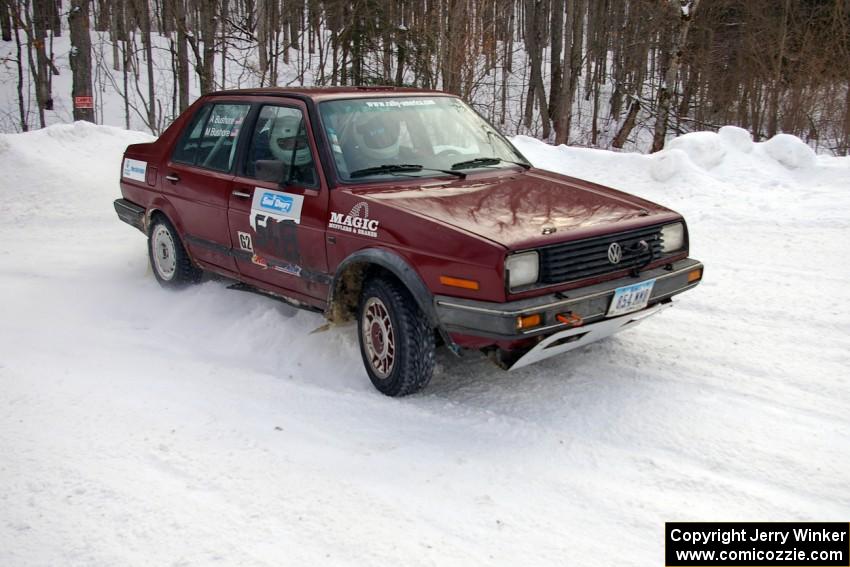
607, 242, 623, 264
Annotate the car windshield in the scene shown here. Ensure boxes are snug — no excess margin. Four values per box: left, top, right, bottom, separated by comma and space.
318, 96, 529, 182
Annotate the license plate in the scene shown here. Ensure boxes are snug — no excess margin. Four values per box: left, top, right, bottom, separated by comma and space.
607, 279, 656, 317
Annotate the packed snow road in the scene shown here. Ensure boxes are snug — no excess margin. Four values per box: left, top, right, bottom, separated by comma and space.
1, 123, 848, 566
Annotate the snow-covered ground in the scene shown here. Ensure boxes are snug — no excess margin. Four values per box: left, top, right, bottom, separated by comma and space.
1, 123, 848, 566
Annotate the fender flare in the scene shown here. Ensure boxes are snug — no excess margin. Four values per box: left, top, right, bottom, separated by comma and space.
330, 248, 461, 355
331, 248, 438, 327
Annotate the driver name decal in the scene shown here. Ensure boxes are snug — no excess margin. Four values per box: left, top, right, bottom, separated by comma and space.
328, 202, 380, 238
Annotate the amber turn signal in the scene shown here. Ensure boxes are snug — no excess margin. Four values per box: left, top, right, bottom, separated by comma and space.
516, 313, 542, 330
687, 268, 703, 283
439, 276, 480, 290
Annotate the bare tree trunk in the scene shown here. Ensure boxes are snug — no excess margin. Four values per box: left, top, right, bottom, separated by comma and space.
555, 0, 584, 145
110, 0, 120, 71
549, 0, 564, 126
395, 25, 406, 86
591, 62, 601, 145
169, 37, 177, 118
441, 0, 465, 95
750, 83, 763, 141
843, 80, 850, 156
522, 0, 533, 126
172, 0, 188, 110
677, 63, 696, 118
316, 17, 326, 85
499, 38, 509, 126
767, 0, 791, 138
94, 0, 109, 31
583, 0, 595, 100
496, 0, 514, 125
340, 39, 348, 85
350, 10, 363, 85
220, 0, 228, 89
257, 0, 268, 80
330, 27, 338, 86
607, 0, 625, 119
523, 0, 550, 137
11, 5, 27, 130
31, 0, 53, 119
69, 0, 95, 122
612, 97, 640, 148
199, 0, 215, 93
269, 27, 280, 85
49, 0, 58, 35
1, 0, 12, 42
138, 0, 156, 131
651, 0, 699, 153
122, 33, 129, 129
381, 7, 393, 82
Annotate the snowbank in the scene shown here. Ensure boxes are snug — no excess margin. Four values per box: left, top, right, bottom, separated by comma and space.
718, 125, 754, 153
1, 125, 849, 566
667, 131, 728, 169
0, 122, 152, 219
762, 133, 817, 169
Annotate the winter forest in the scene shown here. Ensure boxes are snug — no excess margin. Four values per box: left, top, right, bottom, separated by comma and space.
0, 0, 849, 154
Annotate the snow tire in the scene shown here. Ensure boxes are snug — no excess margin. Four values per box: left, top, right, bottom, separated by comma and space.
358, 276, 436, 396
148, 216, 202, 287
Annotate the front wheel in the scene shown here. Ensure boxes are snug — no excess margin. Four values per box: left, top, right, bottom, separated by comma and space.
148, 216, 202, 287
357, 277, 436, 396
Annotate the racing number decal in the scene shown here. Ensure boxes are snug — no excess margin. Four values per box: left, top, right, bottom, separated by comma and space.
237, 231, 253, 252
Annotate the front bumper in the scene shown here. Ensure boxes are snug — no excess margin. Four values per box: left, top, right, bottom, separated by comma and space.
510, 302, 672, 369
434, 258, 703, 343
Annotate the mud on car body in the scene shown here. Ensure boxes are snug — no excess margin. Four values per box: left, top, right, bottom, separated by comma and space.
115, 86, 704, 396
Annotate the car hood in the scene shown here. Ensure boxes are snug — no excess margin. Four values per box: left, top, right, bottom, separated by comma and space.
359, 169, 681, 250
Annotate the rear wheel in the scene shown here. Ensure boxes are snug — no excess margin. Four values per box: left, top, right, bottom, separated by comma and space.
148, 216, 202, 287
358, 277, 435, 396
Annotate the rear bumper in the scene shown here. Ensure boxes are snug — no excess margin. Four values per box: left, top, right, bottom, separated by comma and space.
434, 258, 703, 343
114, 198, 146, 233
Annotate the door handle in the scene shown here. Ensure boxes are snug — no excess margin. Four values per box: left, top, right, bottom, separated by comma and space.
165, 173, 180, 183
232, 190, 252, 198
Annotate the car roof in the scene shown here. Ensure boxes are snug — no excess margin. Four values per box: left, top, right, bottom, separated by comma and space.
206, 86, 454, 102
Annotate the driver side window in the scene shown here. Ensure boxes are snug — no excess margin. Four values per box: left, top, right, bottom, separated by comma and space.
244, 105, 318, 187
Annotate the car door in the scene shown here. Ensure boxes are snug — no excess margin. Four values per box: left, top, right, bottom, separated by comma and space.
228, 99, 330, 301
163, 100, 252, 272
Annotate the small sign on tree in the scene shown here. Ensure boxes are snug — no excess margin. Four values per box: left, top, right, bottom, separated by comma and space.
74, 96, 94, 109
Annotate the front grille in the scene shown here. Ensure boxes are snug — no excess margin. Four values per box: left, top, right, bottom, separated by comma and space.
538, 224, 665, 285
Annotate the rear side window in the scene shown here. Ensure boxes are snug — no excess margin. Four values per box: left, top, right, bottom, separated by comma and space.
171, 105, 211, 165
172, 103, 250, 172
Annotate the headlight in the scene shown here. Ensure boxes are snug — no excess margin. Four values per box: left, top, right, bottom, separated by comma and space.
661, 222, 685, 252
506, 251, 539, 289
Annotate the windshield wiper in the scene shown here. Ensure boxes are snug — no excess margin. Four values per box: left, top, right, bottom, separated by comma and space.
349, 164, 465, 179
451, 157, 531, 171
